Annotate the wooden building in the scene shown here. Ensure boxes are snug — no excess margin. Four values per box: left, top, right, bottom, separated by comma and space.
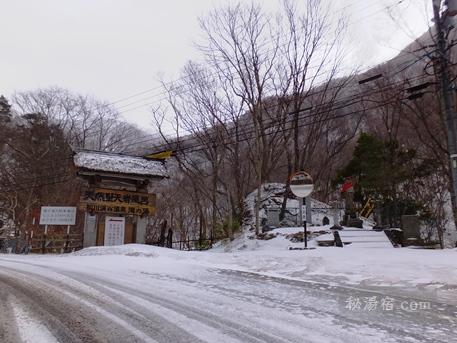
73, 149, 168, 247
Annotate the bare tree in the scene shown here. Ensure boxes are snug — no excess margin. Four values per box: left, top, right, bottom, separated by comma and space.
265, 0, 359, 219
198, 3, 282, 235
149, 1, 358, 237
12, 87, 145, 152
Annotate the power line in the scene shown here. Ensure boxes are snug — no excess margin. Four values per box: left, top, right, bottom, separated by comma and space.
145, 80, 431, 159
161, 84, 426, 158
111, 53, 429, 152
1, 1, 433, 210
1, 71, 429, 193
107, 0, 384, 107
2, 12, 432, 191
110, 0, 406, 114
28, 0, 415, 148
80, 49, 429, 150
119, 72, 430, 154
114, 47, 430, 148
0, 68, 427, 194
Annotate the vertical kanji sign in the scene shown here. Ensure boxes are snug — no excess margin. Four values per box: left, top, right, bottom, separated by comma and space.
104, 216, 125, 246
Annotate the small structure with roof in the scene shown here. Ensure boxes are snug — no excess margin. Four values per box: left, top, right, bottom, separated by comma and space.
74, 149, 168, 248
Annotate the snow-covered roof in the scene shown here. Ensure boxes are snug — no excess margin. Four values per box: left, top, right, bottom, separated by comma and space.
74, 150, 168, 178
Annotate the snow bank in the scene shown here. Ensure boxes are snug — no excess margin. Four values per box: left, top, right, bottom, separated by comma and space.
218, 225, 392, 252
3, 241, 457, 300
67, 241, 457, 292
71, 244, 159, 257
315, 229, 393, 248
208, 226, 457, 293
208, 247, 457, 293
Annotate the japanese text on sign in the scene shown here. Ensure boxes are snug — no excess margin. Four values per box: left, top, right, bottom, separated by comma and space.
104, 217, 125, 246
83, 190, 150, 205
40, 206, 76, 225
81, 188, 155, 216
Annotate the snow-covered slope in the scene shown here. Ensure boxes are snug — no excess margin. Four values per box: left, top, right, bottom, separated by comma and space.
217, 225, 393, 252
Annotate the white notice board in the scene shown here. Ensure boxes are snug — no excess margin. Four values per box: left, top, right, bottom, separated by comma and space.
104, 216, 125, 246
40, 206, 76, 225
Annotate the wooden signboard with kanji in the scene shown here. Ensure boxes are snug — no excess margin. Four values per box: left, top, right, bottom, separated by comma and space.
80, 188, 156, 216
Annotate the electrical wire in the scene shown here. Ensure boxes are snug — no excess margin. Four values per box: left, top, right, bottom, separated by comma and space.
1, 72, 431, 192
119, 73, 430, 154
109, 0, 407, 114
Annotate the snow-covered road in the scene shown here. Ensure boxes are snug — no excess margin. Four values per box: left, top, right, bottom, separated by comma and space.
0, 247, 457, 343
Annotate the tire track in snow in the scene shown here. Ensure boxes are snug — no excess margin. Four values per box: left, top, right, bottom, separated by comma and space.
2, 257, 457, 342
1, 259, 296, 343
0, 269, 157, 343
0, 273, 86, 342
11, 299, 59, 343
0, 264, 205, 343
139, 269, 455, 343
65, 271, 325, 343
96, 284, 243, 343
0, 284, 21, 343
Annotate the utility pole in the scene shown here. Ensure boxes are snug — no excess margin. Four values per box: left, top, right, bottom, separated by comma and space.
433, 0, 457, 232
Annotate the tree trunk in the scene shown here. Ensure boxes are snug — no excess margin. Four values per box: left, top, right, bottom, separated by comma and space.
279, 154, 293, 222
255, 182, 261, 236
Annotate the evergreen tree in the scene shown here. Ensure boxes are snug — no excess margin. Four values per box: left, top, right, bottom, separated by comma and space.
0, 95, 11, 123
335, 133, 433, 226
0, 112, 76, 239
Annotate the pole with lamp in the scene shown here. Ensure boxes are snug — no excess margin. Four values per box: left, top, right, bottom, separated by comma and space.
289, 171, 315, 250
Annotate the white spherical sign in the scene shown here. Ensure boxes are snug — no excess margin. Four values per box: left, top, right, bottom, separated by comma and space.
289, 171, 314, 198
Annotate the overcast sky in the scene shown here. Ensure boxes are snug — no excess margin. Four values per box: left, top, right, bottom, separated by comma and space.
0, 0, 432, 129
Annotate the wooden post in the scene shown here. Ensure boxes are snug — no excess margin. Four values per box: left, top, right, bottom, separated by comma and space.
65, 225, 70, 253
29, 230, 33, 253
42, 225, 48, 254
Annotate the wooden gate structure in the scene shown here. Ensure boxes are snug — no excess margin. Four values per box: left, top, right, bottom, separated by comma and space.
73, 149, 168, 248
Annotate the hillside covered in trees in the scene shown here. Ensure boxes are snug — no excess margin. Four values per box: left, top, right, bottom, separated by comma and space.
1, 1, 454, 249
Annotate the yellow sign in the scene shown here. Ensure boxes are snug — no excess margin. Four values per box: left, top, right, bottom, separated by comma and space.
360, 197, 374, 218
81, 188, 156, 216
143, 150, 173, 160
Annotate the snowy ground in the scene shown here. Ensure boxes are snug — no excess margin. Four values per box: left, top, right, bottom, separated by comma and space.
213, 226, 457, 302
1, 232, 457, 342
